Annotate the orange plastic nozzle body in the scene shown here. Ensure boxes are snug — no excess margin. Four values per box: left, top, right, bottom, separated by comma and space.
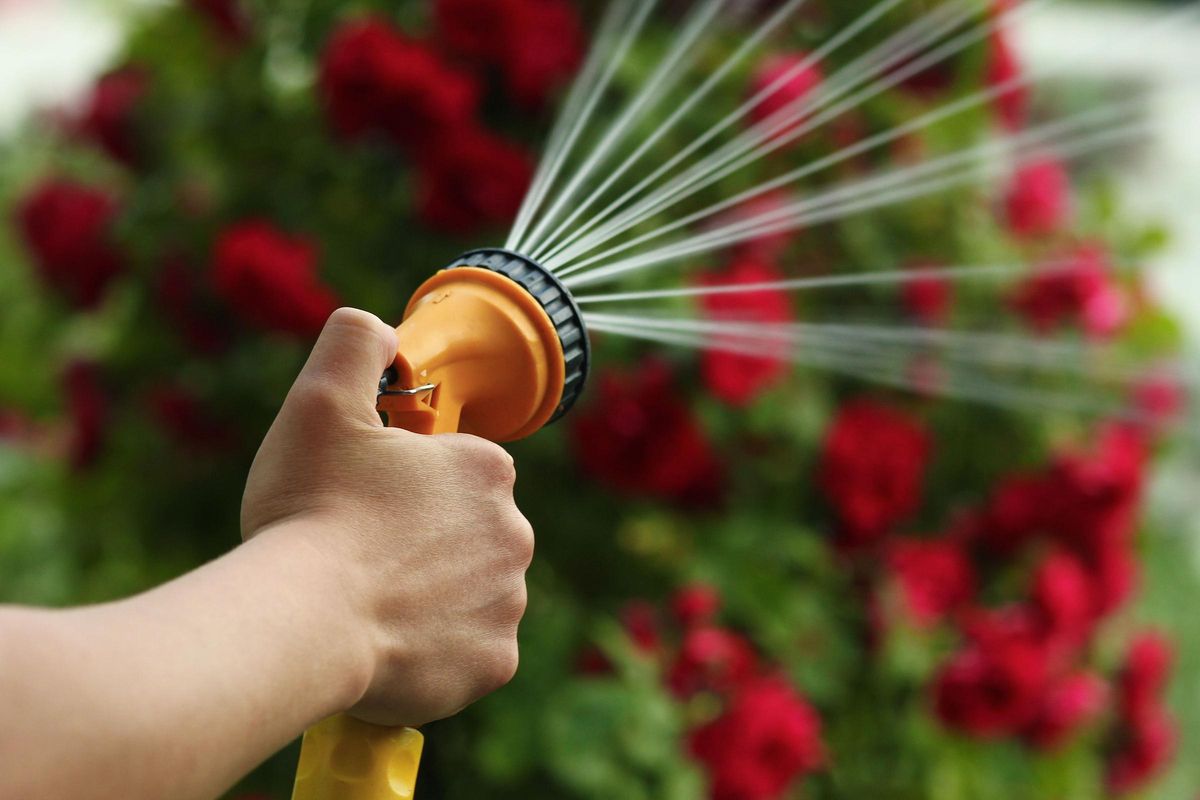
376, 266, 567, 440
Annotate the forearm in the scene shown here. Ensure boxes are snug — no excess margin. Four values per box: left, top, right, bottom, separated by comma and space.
0, 523, 371, 800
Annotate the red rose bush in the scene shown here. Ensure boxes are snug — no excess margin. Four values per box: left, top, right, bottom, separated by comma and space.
1, 2, 1190, 799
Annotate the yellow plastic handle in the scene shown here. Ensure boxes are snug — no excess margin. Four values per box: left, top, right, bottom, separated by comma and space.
291, 716, 424, 800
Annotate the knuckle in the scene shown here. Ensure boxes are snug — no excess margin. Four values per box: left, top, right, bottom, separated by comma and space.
326, 307, 397, 357
508, 513, 535, 567
486, 644, 519, 690
293, 376, 345, 418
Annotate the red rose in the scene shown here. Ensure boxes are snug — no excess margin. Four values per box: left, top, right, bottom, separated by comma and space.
1118, 632, 1173, 721
318, 17, 479, 151
707, 191, 797, 263
668, 627, 758, 698
970, 474, 1052, 555
886, 538, 976, 628
1023, 671, 1108, 751
1043, 424, 1146, 557
933, 634, 1050, 738
690, 676, 824, 800
699, 259, 793, 407
1132, 372, 1187, 433
1088, 541, 1138, 618
502, 0, 586, 108
155, 256, 231, 356
71, 67, 148, 166
211, 221, 338, 338
62, 360, 107, 470
1030, 550, 1096, 652
187, 0, 250, 41
145, 385, 232, 453
1106, 707, 1177, 795
1004, 157, 1071, 239
747, 53, 823, 137
571, 359, 724, 508
620, 601, 662, 653
672, 583, 722, 629
416, 127, 534, 234
435, 0, 584, 108
986, 20, 1027, 130
15, 179, 125, 310
1010, 245, 1129, 338
901, 262, 954, 324
818, 400, 931, 546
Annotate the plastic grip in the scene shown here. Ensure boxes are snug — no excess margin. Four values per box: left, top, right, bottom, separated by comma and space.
290, 716, 423, 800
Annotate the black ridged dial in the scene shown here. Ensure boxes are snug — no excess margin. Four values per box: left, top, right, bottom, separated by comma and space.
445, 248, 590, 424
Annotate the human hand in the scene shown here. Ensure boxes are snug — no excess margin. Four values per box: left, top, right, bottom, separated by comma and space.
241, 308, 533, 727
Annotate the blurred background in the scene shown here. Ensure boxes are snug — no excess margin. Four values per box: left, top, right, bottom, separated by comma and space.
2, 1, 1199, 798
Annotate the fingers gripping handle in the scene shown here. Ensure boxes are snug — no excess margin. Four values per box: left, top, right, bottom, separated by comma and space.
289, 383, 447, 800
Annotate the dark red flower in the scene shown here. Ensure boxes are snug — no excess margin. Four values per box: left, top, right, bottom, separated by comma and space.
62, 360, 107, 470
668, 627, 758, 698
1010, 245, 1129, 338
155, 256, 231, 356
145, 385, 232, 453
210, 221, 338, 338
71, 67, 148, 166
1004, 157, 1072, 239
747, 53, 823, 137
571, 359, 724, 509
416, 128, 534, 234
886, 538, 976, 628
1106, 707, 1177, 795
1118, 632, 1174, 721
986, 19, 1027, 130
15, 179, 124, 310
1088, 541, 1139, 618
1023, 671, 1108, 751
620, 601, 662, 653
1043, 424, 1146, 557
933, 633, 1050, 738
318, 17, 479, 151
817, 400, 931, 546
699, 259, 793, 407
187, 0, 251, 41
502, 0, 586, 108
435, 0, 584, 108
708, 191, 797, 263
672, 583, 722, 629
971, 474, 1053, 555
901, 262, 954, 324
690, 676, 824, 800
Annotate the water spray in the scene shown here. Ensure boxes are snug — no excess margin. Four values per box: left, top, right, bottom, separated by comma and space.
290, 249, 588, 799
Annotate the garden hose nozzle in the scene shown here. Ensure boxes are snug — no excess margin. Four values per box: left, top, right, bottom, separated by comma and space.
291, 249, 589, 800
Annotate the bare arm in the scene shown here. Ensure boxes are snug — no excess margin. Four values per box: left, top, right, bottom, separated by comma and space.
0, 522, 368, 800
0, 308, 532, 800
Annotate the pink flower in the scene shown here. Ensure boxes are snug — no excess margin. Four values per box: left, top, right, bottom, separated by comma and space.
1030, 550, 1096, 652
1010, 245, 1129, 338
1023, 671, 1108, 751
747, 53, 823, 139
1004, 158, 1072, 239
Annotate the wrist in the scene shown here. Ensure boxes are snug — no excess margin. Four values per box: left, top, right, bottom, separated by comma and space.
249, 520, 376, 718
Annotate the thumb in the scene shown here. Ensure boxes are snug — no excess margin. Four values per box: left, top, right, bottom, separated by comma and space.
290, 307, 399, 426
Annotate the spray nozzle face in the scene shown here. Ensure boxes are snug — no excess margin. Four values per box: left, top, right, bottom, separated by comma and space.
444, 249, 590, 424
378, 249, 589, 441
